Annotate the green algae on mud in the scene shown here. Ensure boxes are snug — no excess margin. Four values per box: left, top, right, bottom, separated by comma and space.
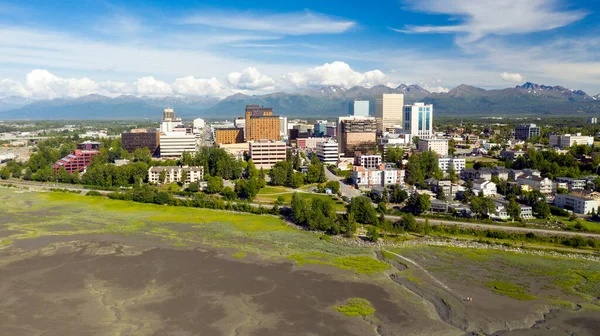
0, 189, 386, 275
335, 298, 375, 317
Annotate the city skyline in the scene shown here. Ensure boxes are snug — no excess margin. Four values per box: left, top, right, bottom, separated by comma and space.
0, 0, 599, 99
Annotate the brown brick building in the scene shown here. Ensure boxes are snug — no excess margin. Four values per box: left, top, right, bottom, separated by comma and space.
215, 128, 244, 144
337, 117, 377, 157
122, 129, 160, 156
245, 105, 280, 141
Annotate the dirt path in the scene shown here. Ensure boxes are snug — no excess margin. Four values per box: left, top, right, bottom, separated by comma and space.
383, 250, 454, 293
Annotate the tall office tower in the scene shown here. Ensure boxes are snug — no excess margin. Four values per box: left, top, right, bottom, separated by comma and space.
337, 116, 377, 157
375, 94, 404, 133
244, 105, 280, 141
353, 99, 370, 117
160, 108, 182, 133
159, 132, 197, 158
313, 120, 328, 137
514, 123, 540, 140
163, 108, 176, 121
403, 102, 433, 138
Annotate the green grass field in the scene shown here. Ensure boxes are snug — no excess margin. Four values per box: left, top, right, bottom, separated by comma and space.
255, 187, 347, 211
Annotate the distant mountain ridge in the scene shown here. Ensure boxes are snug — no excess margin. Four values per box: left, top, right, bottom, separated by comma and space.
1, 82, 599, 119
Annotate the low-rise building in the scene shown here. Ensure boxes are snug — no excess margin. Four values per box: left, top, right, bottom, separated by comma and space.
473, 179, 497, 197
355, 154, 382, 169
77, 141, 104, 151
554, 177, 586, 191
148, 166, 204, 185
549, 133, 593, 148
516, 175, 553, 194
249, 140, 287, 169
554, 193, 598, 214
315, 140, 339, 164
418, 138, 449, 156
438, 157, 466, 173
501, 150, 526, 161
297, 137, 330, 150
351, 164, 405, 188
492, 167, 510, 181
53, 149, 101, 173
160, 132, 197, 158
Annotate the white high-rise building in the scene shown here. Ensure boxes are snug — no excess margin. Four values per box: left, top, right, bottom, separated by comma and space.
316, 140, 339, 164
375, 94, 404, 133
160, 132, 197, 158
160, 108, 183, 133
279, 117, 288, 139
353, 100, 370, 117
403, 102, 433, 138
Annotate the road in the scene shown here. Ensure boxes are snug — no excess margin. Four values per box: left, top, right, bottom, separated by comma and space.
3, 179, 600, 239
323, 166, 362, 199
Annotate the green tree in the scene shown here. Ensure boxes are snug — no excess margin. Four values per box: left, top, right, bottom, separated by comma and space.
325, 180, 340, 194
307, 163, 326, 183
436, 187, 446, 201
349, 196, 378, 225
23, 167, 33, 180
407, 192, 430, 215
534, 201, 550, 219
187, 182, 200, 192
221, 187, 237, 201
366, 226, 379, 242
291, 192, 310, 225
206, 176, 224, 194
290, 172, 305, 188
507, 199, 521, 220
448, 164, 457, 183
0, 166, 10, 179
180, 170, 188, 185
247, 159, 258, 179
159, 171, 167, 184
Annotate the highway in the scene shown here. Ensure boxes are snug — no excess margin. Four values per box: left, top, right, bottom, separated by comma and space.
3, 179, 600, 239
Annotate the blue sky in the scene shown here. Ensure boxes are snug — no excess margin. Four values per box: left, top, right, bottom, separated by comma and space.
0, 0, 599, 99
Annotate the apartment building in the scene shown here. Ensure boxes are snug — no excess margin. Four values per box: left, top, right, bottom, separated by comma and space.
554, 193, 598, 214
148, 166, 204, 185
438, 157, 466, 173
315, 140, 339, 164
516, 175, 554, 194
555, 177, 586, 191
473, 179, 497, 197
249, 140, 287, 169
351, 164, 405, 188
418, 138, 449, 156
355, 154, 382, 169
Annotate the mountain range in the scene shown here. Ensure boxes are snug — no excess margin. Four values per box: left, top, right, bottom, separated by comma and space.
1, 82, 599, 120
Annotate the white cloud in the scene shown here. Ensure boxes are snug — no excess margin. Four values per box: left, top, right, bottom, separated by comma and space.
182, 10, 355, 35
173, 76, 225, 96
25, 69, 100, 99
133, 77, 173, 96
396, 0, 586, 42
281, 62, 390, 88
500, 72, 524, 83
228, 67, 275, 90
0, 78, 30, 97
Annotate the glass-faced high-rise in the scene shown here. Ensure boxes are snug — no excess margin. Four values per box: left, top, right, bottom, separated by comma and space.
403, 102, 433, 137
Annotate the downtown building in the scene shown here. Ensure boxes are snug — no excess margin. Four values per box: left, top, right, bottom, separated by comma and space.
214, 128, 244, 145
160, 130, 197, 159
549, 133, 593, 148
337, 116, 377, 157
418, 138, 449, 156
402, 102, 433, 138
514, 124, 540, 140
352, 99, 370, 117
249, 140, 287, 169
245, 105, 280, 141
375, 94, 404, 133
122, 129, 160, 156
315, 140, 339, 164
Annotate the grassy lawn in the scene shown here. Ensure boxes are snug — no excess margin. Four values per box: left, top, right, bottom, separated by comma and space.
255, 186, 347, 211
0, 188, 380, 276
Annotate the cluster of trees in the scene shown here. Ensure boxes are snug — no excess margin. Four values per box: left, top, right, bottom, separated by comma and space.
505, 148, 588, 179
385, 147, 404, 167
0, 160, 24, 180
181, 147, 243, 180
406, 151, 443, 187
82, 160, 149, 187
291, 193, 357, 235
269, 155, 326, 188
406, 192, 431, 215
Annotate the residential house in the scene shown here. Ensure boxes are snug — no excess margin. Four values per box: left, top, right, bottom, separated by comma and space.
516, 175, 553, 194
473, 179, 497, 197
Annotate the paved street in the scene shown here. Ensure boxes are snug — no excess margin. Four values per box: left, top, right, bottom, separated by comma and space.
324, 166, 362, 199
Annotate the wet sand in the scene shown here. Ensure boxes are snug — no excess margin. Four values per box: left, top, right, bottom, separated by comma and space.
0, 238, 452, 336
